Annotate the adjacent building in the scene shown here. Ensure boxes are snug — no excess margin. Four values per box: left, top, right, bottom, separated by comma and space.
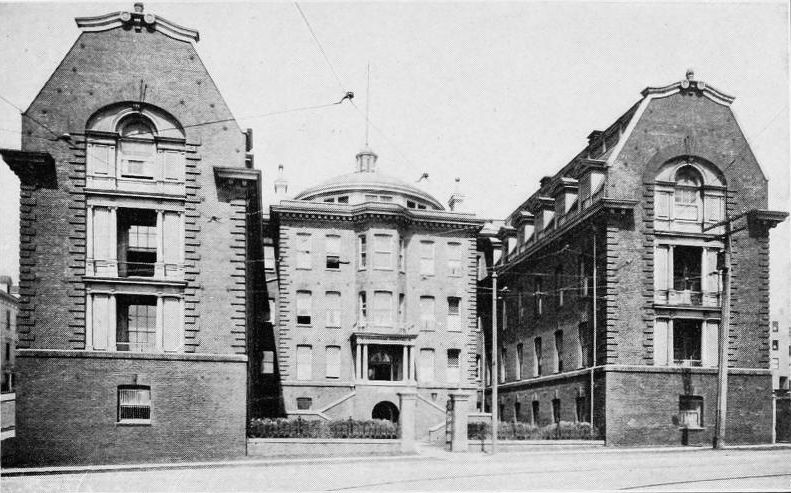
264, 147, 484, 437
1, 276, 18, 447
770, 321, 791, 391
478, 71, 788, 446
1, 4, 265, 465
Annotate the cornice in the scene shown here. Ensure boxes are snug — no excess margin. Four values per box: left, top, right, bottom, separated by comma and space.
0, 149, 56, 188
214, 166, 261, 183
75, 7, 200, 43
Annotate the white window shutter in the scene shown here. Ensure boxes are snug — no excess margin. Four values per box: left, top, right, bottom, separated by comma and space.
704, 193, 724, 222
93, 207, 113, 260
654, 246, 668, 291
92, 294, 110, 350
87, 143, 115, 176
162, 297, 183, 352
163, 150, 185, 181
703, 321, 719, 367
162, 212, 181, 265
707, 248, 720, 293
654, 319, 668, 366
655, 191, 671, 218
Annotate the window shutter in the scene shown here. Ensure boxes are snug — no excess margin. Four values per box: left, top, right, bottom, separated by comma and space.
162, 297, 183, 352
162, 212, 181, 266
325, 346, 341, 378
92, 294, 110, 350
87, 143, 115, 176
654, 246, 668, 291
162, 150, 185, 181
655, 191, 671, 218
703, 321, 719, 367
654, 319, 668, 366
92, 207, 114, 266
704, 193, 724, 222
706, 248, 720, 294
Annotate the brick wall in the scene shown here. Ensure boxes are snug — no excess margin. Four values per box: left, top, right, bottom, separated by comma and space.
9, 351, 247, 466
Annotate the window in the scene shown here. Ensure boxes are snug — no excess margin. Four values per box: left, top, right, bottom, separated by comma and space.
117, 296, 156, 352
534, 278, 543, 316
447, 242, 462, 276
323, 197, 335, 203
118, 118, 156, 179
575, 396, 588, 423
679, 395, 703, 429
4, 310, 9, 331
398, 294, 405, 324
297, 397, 312, 410
447, 297, 461, 332
373, 291, 393, 327
579, 257, 591, 297
772, 340, 779, 351
673, 319, 701, 364
118, 386, 151, 423
531, 400, 540, 425
534, 337, 543, 376
325, 235, 340, 269
365, 194, 378, 202
358, 291, 367, 324
337, 196, 349, 204
516, 343, 523, 381
358, 234, 367, 269
398, 237, 406, 272
296, 345, 312, 380
447, 349, 460, 383
4, 343, 10, 362
578, 322, 592, 368
552, 398, 561, 424
264, 246, 276, 269
514, 401, 521, 423
554, 330, 564, 373
475, 354, 482, 381
407, 200, 416, 209
771, 358, 780, 370
419, 296, 435, 330
325, 291, 341, 328
499, 348, 506, 383
673, 167, 702, 221
374, 234, 394, 270
419, 240, 435, 276
419, 348, 435, 383
296, 233, 312, 269
326, 346, 341, 379
265, 297, 275, 323
772, 321, 779, 332
118, 208, 157, 277
673, 246, 702, 292
296, 291, 312, 325
262, 350, 275, 374
555, 266, 564, 307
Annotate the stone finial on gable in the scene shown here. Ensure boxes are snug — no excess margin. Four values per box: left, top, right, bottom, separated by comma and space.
75, 3, 200, 43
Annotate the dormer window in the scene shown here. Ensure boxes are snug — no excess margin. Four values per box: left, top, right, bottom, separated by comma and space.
653, 159, 725, 233
118, 117, 157, 179
673, 166, 702, 221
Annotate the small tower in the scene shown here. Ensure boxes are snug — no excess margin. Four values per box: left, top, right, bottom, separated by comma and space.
355, 146, 378, 173
274, 163, 289, 198
448, 177, 465, 211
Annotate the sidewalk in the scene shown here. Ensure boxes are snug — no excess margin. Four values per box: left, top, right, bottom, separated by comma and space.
3, 442, 790, 478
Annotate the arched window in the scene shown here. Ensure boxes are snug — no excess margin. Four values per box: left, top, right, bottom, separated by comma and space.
118, 116, 157, 179
673, 166, 703, 221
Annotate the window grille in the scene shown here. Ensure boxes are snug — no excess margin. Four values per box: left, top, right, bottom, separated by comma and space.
118, 386, 151, 422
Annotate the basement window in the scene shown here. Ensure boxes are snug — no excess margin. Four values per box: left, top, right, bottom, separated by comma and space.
679, 395, 703, 429
118, 386, 151, 424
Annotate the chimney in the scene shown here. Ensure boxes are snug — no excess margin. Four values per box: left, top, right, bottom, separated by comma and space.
447, 177, 465, 212
274, 164, 288, 198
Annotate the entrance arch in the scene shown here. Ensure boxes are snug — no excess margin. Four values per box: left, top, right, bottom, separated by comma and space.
372, 401, 400, 423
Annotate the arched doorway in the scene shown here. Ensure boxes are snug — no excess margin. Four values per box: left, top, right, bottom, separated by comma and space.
372, 401, 399, 423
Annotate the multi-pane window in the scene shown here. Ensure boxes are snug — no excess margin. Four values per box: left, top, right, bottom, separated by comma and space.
419, 348, 435, 383
372, 291, 393, 326
447, 242, 462, 276
419, 296, 435, 330
118, 208, 157, 277
673, 319, 701, 364
447, 349, 460, 384
534, 337, 543, 376
118, 386, 151, 422
554, 330, 564, 373
296, 233, 312, 269
534, 278, 543, 316
118, 119, 156, 179
419, 240, 435, 276
358, 234, 367, 269
374, 234, 394, 270
296, 291, 312, 325
398, 237, 406, 272
261, 350, 275, 374
296, 397, 312, 410
325, 235, 341, 270
358, 291, 367, 324
296, 345, 312, 380
325, 346, 341, 379
325, 291, 341, 328
118, 299, 156, 352
516, 343, 523, 381
447, 297, 461, 332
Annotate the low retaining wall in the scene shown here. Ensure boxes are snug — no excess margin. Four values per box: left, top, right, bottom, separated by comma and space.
248, 438, 404, 458
468, 439, 605, 453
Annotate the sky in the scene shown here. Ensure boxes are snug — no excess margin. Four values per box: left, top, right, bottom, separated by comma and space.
0, 1, 789, 322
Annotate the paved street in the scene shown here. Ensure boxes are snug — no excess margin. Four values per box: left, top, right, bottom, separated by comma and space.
3, 447, 790, 492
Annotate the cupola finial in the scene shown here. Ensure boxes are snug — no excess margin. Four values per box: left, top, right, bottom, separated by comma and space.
686, 68, 695, 81
134, 2, 144, 13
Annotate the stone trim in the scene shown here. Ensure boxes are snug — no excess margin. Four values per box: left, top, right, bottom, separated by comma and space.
17, 348, 247, 363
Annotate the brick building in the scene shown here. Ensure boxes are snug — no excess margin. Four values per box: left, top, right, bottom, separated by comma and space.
1, 276, 19, 448
478, 72, 788, 446
0, 4, 265, 465
264, 147, 484, 437
770, 321, 790, 391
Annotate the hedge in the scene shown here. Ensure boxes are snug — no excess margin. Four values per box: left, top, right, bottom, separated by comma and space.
468, 421, 600, 440
249, 417, 399, 439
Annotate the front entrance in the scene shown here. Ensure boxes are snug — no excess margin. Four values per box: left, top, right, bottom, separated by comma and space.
372, 401, 399, 423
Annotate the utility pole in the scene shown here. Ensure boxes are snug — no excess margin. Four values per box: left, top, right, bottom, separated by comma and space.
590, 228, 597, 435
713, 220, 732, 449
491, 269, 498, 454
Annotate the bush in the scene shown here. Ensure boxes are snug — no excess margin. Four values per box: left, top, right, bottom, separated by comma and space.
467, 420, 599, 440
249, 417, 399, 439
